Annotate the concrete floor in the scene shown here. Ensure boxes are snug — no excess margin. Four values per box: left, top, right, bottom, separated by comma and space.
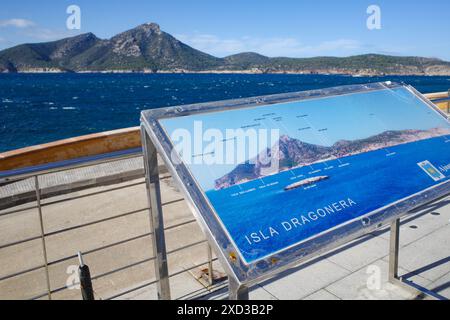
0, 170, 449, 300
119, 194, 450, 300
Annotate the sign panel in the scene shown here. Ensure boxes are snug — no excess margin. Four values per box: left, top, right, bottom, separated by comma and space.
141, 82, 450, 284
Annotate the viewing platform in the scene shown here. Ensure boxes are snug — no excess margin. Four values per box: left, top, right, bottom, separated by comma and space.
0, 90, 449, 300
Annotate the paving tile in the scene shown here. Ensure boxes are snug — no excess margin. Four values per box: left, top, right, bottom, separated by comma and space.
326, 234, 389, 272
382, 225, 450, 282
199, 283, 278, 300
326, 259, 430, 300
303, 289, 340, 300
428, 272, 450, 299
259, 259, 350, 300
377, 198, 450, 246
116, 272, 206, 300
249, 285, 279, 300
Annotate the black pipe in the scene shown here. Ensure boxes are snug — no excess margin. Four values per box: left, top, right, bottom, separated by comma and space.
79, 264, 95, 300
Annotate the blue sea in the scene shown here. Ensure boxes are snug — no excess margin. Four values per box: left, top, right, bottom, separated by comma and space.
206, 135, 450, 263
1, 73, 450, 152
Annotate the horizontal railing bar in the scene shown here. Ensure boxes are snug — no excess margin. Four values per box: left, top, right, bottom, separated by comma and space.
42, 198, 185, 237
432, 97, 450, 103
0, 204, 39, 217
86, 239, 208, 281
164, 218, 196, 231
49, 283, 76, 296
166, 239, 207, 255
40, 181, 146, 207
0, 216, 196, 282
106, 279, 159, 300
161, 197, 185, 208
41, 239, 209, 296
44, 208, 149, 237
24, 244, 218, 300
0, 206, 190, 254
104, 257, 220, 300
0, 183, 197, 289
0, 234, 155, 282
0, 235, 42, 250
0, 264, 45, 282
39, 178, 179, 210
0, 179, 177, 219
0, 151, 143, 184
169, 258, 219, 279
90, 257, 156, 282
29, 292, 51, 300
47, 232, 153, 266
0, 174, 175, 219
31, 281, 83, 300
0, 176, 144, 213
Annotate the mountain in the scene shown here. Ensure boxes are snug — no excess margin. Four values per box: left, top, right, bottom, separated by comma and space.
0, 32, 101, 72
1, 23, 450, 75
214, 127, 450, 189
0, 23, 222, 73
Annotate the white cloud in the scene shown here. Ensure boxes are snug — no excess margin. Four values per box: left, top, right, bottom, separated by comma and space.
0, 18, 35, 28
0, 18, 79, 48
22, 28, 75, 41
176, 33, 364, 57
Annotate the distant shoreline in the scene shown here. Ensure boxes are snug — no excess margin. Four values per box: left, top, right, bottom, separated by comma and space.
3, 69, 450, 76
3, 23, 450, 77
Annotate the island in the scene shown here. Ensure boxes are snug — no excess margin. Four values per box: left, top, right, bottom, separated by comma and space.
214, 127, 450, 190
1, 23, 450, 76
284, 176, 330, 191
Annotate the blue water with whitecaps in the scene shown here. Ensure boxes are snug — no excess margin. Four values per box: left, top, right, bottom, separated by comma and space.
1, 73, 450, 152
206, 135, 450, 263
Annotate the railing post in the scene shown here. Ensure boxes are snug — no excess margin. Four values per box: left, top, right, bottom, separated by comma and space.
141, 126, 171, 300
207, 243, 213, 286
34, 176, 52, 300
388, 218, 400, 282
447, 90, 450, 113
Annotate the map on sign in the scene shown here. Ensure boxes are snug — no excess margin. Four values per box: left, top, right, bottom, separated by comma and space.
142, 83, 450, 280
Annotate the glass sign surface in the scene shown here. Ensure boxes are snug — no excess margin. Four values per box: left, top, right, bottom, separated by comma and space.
142, 82, 450, 282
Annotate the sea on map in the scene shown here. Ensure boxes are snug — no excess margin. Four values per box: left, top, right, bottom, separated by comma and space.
160, 86, 450, 263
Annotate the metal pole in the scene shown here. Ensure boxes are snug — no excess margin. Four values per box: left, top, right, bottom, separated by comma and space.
388, 218, 400, 282
141, 126, 171, 300
78, 252, 95, 300
34, 176, 52, 300
207, 244, 213, 286
228, 276, 249, 300
447, 90, 450, 113
388, 217, 446, 300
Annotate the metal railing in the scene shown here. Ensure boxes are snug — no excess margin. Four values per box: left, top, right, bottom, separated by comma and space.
0, 90, 448, 300
428, 90, 450, 114
0, 151, 223, 300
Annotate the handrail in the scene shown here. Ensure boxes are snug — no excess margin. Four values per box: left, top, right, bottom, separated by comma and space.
424, 91, 449, 100
0, 127, 141, 172
0, 147, 142, 183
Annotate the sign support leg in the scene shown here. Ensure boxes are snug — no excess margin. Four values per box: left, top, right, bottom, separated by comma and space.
228, 276, 249, 300
388, 218, 446, 300
388, 218, 400, 282
141, 126, 171, 300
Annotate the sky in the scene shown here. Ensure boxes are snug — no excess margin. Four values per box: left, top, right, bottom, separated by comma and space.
160, 86, 450, 190
1, 0, 450, 59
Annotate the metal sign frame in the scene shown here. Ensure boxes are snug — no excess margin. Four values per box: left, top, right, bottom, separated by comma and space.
140, 82, 450, 300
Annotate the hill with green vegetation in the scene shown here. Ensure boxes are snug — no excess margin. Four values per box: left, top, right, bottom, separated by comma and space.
1, 23, 449, 75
